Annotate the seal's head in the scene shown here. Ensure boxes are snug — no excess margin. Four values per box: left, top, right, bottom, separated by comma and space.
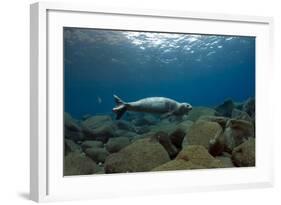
178, 103, 193, 115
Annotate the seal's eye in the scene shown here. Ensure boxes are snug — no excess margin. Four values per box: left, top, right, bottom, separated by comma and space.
186, 104, 192, 110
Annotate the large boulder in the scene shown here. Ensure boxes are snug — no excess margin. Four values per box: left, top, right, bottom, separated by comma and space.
105, 137, 130, 153
64, 112, 80, 132
81, 140, 103, 151
84, 147, 109, 163
234, 102, 244, 110
104, 138, 170, 173
82, 114, 92, 121
208, 128, 225, 156
150, 131, 179, 159
64, 112, 84, 141
215, 156, 235, 168
232, 138, 255, 167
185, 121, 223, 150
223, 119, 255, 153
115, 130, 138, 138
64, 152, 98, 176
186, 107, 215, 122
82, 115, 113, 129
81, 123, 116, 143
132, 114, 159, 126
64, 139, 82, 155
231, 109, 252, 122
176, 145, 224, 168
103, 153, 125, 173
175, 120, 193, 132
150, 127, 187, 158
115, 120, 136, 132
152, 159, 205, 171
169, 128, 186, 149
198, 115, 230, 129
148, 120, 192, 139
242, 97, 255, 118
81, 115, 117, 143
134, 125, 151, 134
215, 99, 235, 117
148, 121, 177, 136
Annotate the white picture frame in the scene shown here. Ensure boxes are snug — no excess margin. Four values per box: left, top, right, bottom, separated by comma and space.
30, 1, 274, 202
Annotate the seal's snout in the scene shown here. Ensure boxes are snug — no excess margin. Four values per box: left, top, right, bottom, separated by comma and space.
183, 103, 192, 110
186, 104, 192, 112
181, 103, 192, 114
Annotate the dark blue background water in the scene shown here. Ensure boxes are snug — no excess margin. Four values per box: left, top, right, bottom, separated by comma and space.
64, 28, 255, 118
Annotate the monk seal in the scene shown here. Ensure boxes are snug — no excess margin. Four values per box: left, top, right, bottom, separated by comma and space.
112, 95, 192, 120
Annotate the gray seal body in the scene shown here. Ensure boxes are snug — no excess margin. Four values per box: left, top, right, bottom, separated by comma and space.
112, 95, 192, 120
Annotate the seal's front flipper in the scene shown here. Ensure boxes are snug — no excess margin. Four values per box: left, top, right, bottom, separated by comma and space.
160, 111, 174, 119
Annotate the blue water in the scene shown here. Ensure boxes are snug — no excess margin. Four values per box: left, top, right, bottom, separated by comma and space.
64, 28, 255, 118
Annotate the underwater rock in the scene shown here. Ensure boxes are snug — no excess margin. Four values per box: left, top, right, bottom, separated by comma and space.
175, 120, 193, 133
81, 140, 103, 151
215, 99, 235, 117
115, 120, 136, 132
80, 126, 95, 139
64, 112, 84, 141
64, 112, 80, 132
132, 114, 158, 126
103, 153, 127, 173
81, 115, 117, 143
81, 124, 116, 143
215, 156, 235, 168
124, 112, 143, 121
186, 121, 223, 150
221, 151, 232, 158
152, 159, 205, 171
150, 131, 179, 159
234, 102, 244, 110
176, 145, 224, 168
134, 125, 151, 134
148, 119, 190, 137
105, 137, 130, 153
198, 115, 230, 129
159, 117, 173, 124
65, 129, 84, 142
232, 138, 255, 167
82, 114, 92, 121
143, 114, 159, 125
95, 164, 105, 174
84, 147, 109, 163
147, 121, 177, 136
231, 108, 252, 122
81, 115, 113, 129
169, 128, 186, 149
115, 129, 139, 138
185, 107, 216, 122
208, 127, 225, 156
242, 97, 255, 118
223, 119, 255, 153
181, 136, 189, 148
64, 139, 82, 155
166, 115, 186, 123
64, 152, 98, 176
104, 138, 170, 173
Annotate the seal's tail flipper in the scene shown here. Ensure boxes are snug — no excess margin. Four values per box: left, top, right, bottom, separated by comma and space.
113, 95, 127, 120
113, 95, 125, 106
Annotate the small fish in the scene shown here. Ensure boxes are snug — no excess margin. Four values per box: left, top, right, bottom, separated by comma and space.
97, 96, 102, 104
